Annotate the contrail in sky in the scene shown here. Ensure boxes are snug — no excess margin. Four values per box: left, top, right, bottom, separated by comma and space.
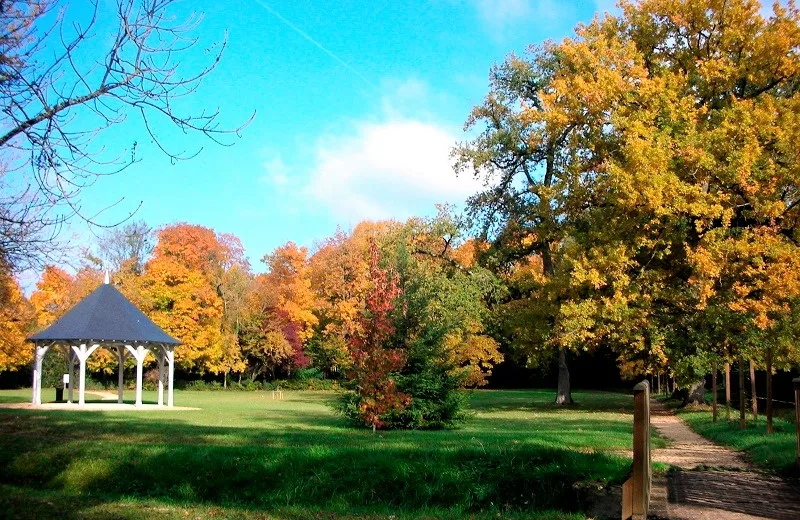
252, 0, 377, 90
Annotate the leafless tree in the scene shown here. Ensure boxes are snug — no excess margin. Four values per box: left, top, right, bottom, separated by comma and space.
97, 219, 153, 274
0, 0, 253, 272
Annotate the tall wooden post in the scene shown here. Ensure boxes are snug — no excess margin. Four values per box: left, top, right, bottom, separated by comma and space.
117, 346, 127, 404
739, 359, 746, 429
31, 344, 50, 405
125, 344, 150, 407
711, 360, 718, 423
765, 349, 773, 434
157, 346, 166, 406
725, 362, 731, 420
749, 361, 758, 420
793, 377, 799, 469
67, 347, 75, 404
166, 345, 175, 408
622, 380, 651, 520
73, 344, 99, 406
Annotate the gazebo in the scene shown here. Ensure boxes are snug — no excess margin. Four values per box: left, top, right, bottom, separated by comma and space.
27, 275, 181, 408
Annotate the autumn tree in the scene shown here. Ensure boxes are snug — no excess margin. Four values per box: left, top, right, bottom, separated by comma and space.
142, 223, 243, 376
339, 240, 409, 431
588, 0, 800, 414
0, 262, 35, 371
240, 273, 309, 380
261, 242, 317, 346
308, 221, 398, 375
454, 33, 613, 404
459, 0, 800, 410
0, 0, 251, 272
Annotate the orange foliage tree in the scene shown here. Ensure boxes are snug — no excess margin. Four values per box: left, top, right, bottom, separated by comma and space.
0, 264, 35, 371
142, 223, 243, 376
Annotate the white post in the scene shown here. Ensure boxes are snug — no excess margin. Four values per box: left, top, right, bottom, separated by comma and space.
157, 346, 165, 406
117, 346, 127, 404
67, 346, 75, 404
125, 344, 150, 407
31, 344, 49, 405
72, 344, 100, 407
166, 346, 175, 408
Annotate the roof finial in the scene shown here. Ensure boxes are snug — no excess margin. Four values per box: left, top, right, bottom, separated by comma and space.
104, 270, 110, 284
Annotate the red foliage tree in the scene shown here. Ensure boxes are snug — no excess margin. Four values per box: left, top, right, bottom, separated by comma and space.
346, 240, 410, 430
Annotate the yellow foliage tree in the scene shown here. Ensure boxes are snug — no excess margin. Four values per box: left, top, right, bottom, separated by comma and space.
0, 265, 35, 371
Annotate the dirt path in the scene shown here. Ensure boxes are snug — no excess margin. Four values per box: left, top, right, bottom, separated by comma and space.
649, 400, 800, 520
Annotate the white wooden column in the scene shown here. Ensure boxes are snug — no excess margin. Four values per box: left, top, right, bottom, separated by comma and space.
67, 346, 75, 404
156, 346, 166, 406
166, 345, 175, 407
117, 346, 127, 404
31, 344, 50, 405
125, 344, 150, 407
72, 344, 100, 406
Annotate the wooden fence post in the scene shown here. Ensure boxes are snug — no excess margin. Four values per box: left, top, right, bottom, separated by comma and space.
622, 380, 651, 520
794, 377, 800, 469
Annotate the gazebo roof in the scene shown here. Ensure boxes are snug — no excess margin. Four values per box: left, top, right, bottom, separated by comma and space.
28, 282, 181, 345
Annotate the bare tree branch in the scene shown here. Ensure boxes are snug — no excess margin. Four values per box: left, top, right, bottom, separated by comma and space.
0, 0, 255, 271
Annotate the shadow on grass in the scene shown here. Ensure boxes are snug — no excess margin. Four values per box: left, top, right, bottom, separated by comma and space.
468, 390, 635, 415
668, 469, 800, 520
0, 410, 631, 518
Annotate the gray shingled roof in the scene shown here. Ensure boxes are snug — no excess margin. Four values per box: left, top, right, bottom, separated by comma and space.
28, 283, 181, 345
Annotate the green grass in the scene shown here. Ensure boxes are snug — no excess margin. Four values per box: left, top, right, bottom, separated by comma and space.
0, 388, 644, 519
677, 405, 798, 476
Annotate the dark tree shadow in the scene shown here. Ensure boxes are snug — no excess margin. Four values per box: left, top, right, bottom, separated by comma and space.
667, 469, 800, 520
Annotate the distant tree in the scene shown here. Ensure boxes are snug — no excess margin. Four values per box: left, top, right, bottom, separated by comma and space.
142, 223, 234, 375
261, 242, 318, 345
0, 0, 252, 271
97, 220, 154, 275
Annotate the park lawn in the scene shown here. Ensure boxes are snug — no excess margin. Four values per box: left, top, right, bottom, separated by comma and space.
677, 407, 798, 476
0, 389, 644, 519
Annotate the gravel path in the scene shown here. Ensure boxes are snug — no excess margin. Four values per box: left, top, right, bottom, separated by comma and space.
649, 400, 800, 520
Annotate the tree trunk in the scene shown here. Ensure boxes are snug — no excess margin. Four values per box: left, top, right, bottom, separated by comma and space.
739, 359, 746, 429
684, 380, 706, 405
555, 348, 573, 405
224, 371, 228, 389
750, 360, 758, 420
712, 360, 718, 422
656, 373, 660, 394
725, 362, 731, 420
766, 348, 774, 434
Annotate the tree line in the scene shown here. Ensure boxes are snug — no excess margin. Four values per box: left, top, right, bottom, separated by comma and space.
0, 213, 505, 428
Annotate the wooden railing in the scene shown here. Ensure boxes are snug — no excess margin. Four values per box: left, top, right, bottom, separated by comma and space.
622, 380, 651, 520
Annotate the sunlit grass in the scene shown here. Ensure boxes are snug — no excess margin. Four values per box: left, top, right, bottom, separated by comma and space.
0, 389, 641, 519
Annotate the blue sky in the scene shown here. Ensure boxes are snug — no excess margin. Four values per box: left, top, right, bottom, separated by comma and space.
59, 0, 619, 272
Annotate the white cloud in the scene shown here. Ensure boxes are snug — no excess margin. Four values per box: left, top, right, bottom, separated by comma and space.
471, 0, 571, 31
304, 119, 483, 224
261, 156, 290, 187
